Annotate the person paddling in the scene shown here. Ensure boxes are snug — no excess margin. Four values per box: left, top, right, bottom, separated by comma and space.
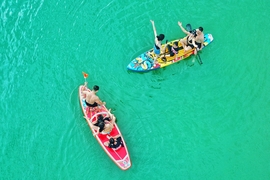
81, 83, 105, 111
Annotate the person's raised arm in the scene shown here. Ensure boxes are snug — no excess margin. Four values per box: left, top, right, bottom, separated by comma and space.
178, 21, 189, 35
150, 20, 158, 38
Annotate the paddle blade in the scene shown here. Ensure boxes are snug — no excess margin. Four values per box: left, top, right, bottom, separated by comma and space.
186, 24, 192, 32
82, 72, 88, 78
197, 53, 203, 65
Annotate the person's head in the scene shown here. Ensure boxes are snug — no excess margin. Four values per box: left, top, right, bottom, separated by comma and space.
173, 41, 178, 47
97, 115, 103, 123
98, 121, 105, 132
157, 34, 165, 41
93, 85, 99, 91
197, 27, 203, 34
109, 138, 114, 144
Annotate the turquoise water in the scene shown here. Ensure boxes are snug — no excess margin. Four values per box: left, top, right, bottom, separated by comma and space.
1, 0, 270, 179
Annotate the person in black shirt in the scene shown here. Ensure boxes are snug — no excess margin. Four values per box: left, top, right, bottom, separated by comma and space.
104, 135, 124, 150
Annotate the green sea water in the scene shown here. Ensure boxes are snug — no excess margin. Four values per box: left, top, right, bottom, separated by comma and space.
1, 0, 270, 179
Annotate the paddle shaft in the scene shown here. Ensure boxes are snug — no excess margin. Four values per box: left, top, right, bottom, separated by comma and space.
186, 24, 203, 65
197, 50, 203, 65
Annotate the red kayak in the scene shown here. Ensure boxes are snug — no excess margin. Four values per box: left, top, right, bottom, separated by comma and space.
79, 85, 131, 170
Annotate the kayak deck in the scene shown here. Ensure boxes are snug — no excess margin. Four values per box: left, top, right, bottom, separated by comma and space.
79, 85, 131, 170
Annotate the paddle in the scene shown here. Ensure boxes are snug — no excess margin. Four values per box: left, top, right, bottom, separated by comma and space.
196, 51, 203, 65
186, 23, 192, 32
186, 24, 203, 65
82, 72, 88, 85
